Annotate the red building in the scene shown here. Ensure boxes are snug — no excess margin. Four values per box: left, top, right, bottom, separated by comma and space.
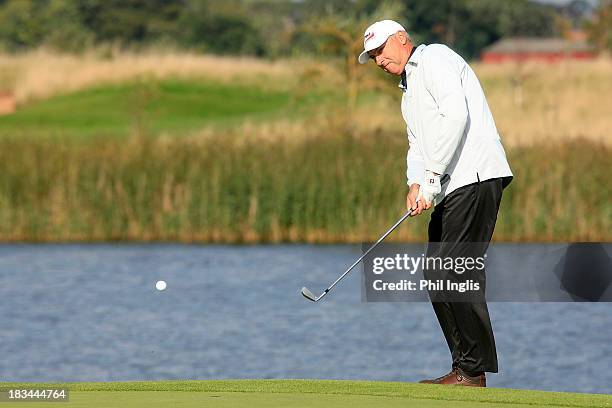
481, 37, 596, 63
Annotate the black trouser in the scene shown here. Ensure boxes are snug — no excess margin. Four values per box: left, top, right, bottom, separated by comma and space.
425, 176, 510, 374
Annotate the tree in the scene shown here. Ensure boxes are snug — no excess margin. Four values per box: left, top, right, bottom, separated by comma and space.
584, 0, 612, 53
43, 0, 94, 52
377, 0, 558, 59
0, 0, 47, 51
76, 0, 184, 46
300, 1, 405, 113
178, 0, 264, 55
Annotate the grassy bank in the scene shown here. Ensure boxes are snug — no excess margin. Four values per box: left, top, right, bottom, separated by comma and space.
0, 79, 293, 138
1, 52, 610, 147
1, 379, 610, 407
0, 133, 607, 243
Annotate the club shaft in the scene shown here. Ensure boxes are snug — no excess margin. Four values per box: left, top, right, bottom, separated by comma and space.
319, 210, 412, 298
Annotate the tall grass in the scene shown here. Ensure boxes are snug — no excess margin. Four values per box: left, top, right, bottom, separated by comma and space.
475, 59, 612, 147
0, 49, 304, 104
0, 130, 608, 243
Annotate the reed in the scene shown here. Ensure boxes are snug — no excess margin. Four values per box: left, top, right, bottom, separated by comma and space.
0, 131, 607, 243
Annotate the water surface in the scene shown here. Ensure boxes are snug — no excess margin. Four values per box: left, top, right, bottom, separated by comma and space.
0, 244, 610, 394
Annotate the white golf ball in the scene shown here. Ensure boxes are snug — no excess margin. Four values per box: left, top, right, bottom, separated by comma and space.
156, 280, 167, 291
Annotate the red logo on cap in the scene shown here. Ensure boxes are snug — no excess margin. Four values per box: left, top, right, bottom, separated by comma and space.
364, 32, 374, 43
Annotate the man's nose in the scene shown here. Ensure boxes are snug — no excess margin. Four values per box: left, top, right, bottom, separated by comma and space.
375, 55, 384, 66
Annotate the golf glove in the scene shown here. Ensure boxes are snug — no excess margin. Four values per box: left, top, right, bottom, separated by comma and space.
417, 171, 441, 207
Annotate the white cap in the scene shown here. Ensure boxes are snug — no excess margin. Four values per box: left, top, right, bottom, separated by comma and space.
358, 20, 406, 64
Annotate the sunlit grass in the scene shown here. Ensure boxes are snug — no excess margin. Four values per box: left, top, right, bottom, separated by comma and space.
2, 379, 610, 408
0, 79, 291, 138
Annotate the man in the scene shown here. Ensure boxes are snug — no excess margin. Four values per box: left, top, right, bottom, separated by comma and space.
358, 20, 513, 387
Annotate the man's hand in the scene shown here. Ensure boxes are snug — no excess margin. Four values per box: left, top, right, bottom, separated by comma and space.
417, 171, 441, 209
407, 183, 425, 216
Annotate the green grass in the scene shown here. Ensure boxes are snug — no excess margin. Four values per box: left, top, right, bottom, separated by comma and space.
0, 79, 292, 138
1, 380, 610, 407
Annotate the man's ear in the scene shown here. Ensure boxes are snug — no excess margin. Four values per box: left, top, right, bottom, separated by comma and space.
396, 31, 407, 45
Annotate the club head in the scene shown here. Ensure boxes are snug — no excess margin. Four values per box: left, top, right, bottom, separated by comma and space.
301, 287, 317, 302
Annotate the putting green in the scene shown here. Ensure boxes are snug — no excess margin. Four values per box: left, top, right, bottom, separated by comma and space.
2, 380, 610, 408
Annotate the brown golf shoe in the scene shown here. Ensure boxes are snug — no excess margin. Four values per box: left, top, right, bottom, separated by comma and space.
419, 367, 486, 387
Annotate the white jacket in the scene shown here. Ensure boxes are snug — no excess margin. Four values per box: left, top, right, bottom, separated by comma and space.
400, 44, 513, 205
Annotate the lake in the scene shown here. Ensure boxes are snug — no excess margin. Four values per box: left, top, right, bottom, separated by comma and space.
0, 244, 610, 394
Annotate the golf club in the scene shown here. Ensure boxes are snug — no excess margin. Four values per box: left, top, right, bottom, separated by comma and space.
301, 209, 412, 302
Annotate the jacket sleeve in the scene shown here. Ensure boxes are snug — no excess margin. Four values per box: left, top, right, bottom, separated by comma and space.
406, 127, 425, 187
421, 46, 468, 175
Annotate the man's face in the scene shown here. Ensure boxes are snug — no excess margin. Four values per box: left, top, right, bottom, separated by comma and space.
367, 33, 409, 76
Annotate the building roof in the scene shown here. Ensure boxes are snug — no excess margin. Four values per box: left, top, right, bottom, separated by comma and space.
483, 37, 594, 54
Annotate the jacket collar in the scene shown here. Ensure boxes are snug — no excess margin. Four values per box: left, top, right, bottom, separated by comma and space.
399, 44, 425, 90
